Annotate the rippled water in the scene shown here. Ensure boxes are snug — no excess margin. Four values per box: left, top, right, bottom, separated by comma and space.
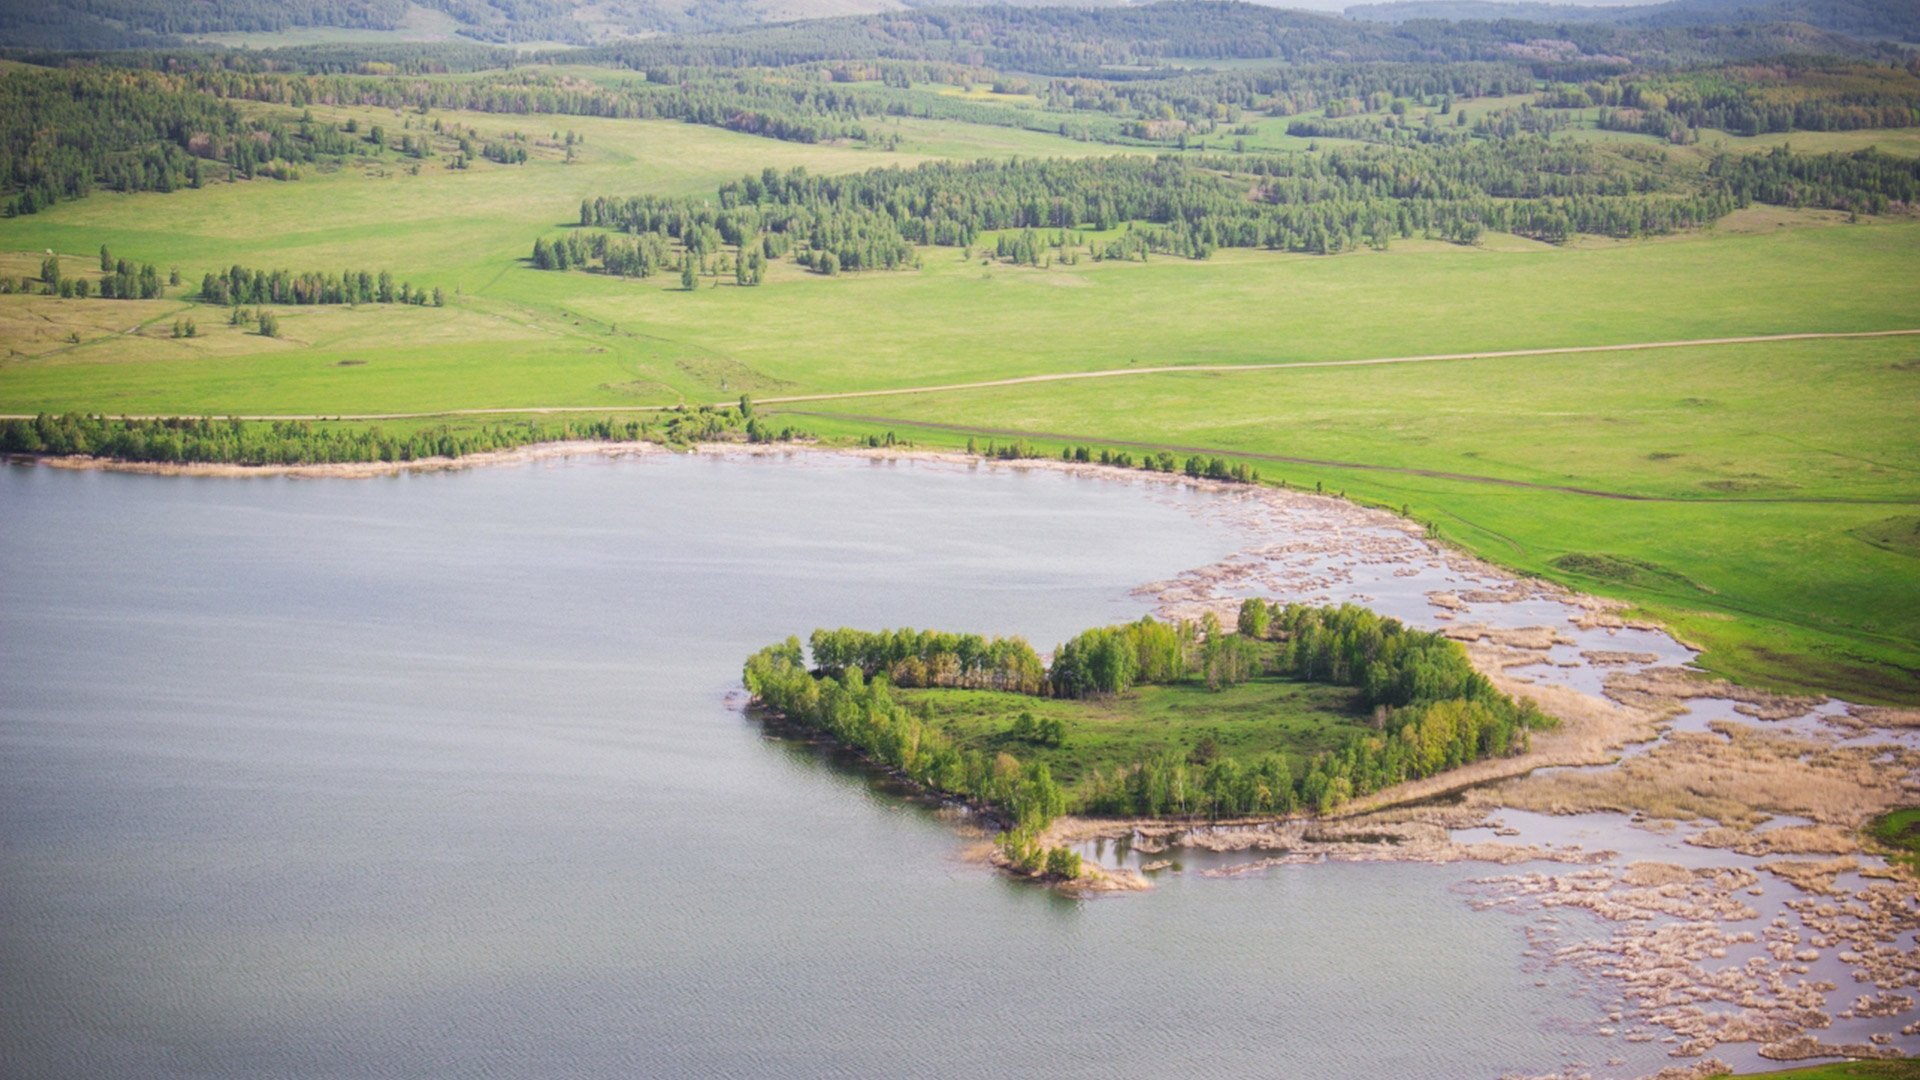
3, 452, 1681, 1078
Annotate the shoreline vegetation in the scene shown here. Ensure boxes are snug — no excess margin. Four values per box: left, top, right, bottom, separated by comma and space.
742, 602, 1556, 887
0, 412, 1275, 487
0, 404, 800, 469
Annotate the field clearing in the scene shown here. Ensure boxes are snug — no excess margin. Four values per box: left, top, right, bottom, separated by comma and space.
900, 679, 1369, 788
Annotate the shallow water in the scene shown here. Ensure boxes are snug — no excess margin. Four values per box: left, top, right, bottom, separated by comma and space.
1, 452, 1698, 1079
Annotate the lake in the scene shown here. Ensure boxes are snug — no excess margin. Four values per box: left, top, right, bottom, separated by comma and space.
1, 451, 1668, 1078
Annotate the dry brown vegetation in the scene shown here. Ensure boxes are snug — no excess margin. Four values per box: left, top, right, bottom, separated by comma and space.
1489, 722, 1920, 829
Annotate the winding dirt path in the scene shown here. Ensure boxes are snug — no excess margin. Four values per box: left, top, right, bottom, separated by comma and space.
6, 328, 1917, 423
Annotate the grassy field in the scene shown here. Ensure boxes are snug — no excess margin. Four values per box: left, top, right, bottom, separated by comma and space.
6, 205, 1915, 412
781, 331, 1920, 702
2, 96, 1917, 703
899, 678, 1368, 788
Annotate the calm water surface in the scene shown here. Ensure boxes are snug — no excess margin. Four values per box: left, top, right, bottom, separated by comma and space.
2, 453, 1657, 1078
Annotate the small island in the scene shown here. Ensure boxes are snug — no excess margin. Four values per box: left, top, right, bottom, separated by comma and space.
743, 601, 1555, 885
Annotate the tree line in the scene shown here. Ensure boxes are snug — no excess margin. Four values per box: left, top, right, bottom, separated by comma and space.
1547, 59, 1920, 142
743, 637, 1080, 879
199, 265, 444, 307
0, 402, 800, 467
19, 252, 168, 301
583, 132, 1920, 271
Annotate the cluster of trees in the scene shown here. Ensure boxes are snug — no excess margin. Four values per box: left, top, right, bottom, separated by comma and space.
1713, 145, 1920, 215
28, 253, 168, 300
98, 254, 166, 300
1009, 711, 1067, 749
1556, 60, 1920, 141
743, 639, 1071, 835
1049, 618, 1195, 698
1080, 603, 1551, 817
0, 66, 357, 216
532, 230, 771, 284
146, 65, 883, 149
198, 265, 443, 307
480, 138, 528, 164
808, 627, 1049, 695
1040, 61, 1533, 134
0, 401, 799, 467
571, 173, 928, 277
1286, 101, 1568, 148
31, 254, 158, 301
565, 142, 1783, 271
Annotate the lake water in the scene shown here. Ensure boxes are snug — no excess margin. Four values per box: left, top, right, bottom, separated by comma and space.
2, 452, 1674, 1078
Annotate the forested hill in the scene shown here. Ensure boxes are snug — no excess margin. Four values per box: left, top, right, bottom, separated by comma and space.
582, 2, 1901, 72
6, 0, 1908, 60
1347, 0, 1920, 42
1, 0, 871, 49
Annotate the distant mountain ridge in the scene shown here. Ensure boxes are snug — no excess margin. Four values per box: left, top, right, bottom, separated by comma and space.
0, 0, 1127, 50
2, 0, 1913, 52
1343, 0, 1920, 42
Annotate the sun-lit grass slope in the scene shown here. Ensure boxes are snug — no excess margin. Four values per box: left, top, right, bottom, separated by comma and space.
780, 332, 1920, 705
4, 201, 1915, 414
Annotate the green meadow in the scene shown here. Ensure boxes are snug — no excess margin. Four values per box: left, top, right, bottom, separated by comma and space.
899, 679, 1369, 789
2, 100, 1917, 703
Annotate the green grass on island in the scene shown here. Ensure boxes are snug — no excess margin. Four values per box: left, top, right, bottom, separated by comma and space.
897, 678, 1370, 790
